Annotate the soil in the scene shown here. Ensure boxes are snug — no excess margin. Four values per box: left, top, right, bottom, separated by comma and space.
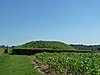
31, 56, 58, 75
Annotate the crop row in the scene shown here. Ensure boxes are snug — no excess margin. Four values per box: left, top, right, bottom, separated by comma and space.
35, 52, 100, 75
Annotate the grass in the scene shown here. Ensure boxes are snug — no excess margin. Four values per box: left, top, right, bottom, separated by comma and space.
0, 54, 43, 75
0, 48, 5, 54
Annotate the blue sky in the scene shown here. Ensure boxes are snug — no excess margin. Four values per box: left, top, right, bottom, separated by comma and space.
0, 0, 100, 45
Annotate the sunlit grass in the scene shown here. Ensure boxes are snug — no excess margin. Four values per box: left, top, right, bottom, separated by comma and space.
0, 54, 43, 75
0, 48, 5, 54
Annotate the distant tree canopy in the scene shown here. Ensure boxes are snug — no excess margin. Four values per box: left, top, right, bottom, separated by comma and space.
0, 45, 6, 48
70, 44, 100, 50
12, 46, 17, 48
16, 41, 75, 50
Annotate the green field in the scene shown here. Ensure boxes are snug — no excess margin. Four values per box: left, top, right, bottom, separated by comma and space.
1, 51, 100, 75
35, 52, 100, 75
1, 40, 100, 75
0, 54, 43, 75
0, 48, 5, 54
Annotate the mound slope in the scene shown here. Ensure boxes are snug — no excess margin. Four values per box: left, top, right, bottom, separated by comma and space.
17, 41, 74, 50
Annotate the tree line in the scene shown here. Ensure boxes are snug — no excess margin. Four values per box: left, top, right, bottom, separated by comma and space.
0, 45, 16, 48
70, 44, 100, 50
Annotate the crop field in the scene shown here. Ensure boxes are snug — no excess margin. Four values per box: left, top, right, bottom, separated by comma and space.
0, 51, 100, 75
35, 52, 100, 75
0, 54, 43, 75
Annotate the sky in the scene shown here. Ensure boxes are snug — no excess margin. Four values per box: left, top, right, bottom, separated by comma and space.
0, 0, 100, 46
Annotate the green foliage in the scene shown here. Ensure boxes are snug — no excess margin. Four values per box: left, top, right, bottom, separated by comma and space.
17, 40, 74, 50
12, 48, 76, 55
70, 44, 100, 50
35, 52, 100, 75
0, 54, 43, 75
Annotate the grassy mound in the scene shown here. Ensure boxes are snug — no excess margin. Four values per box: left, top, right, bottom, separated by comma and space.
17, 41, 74, 50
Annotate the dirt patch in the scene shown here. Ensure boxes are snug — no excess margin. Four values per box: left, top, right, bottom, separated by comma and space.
31, 56, 58, 75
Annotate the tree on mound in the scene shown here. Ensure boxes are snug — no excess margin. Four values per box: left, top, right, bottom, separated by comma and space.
17, 40, 75, 50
